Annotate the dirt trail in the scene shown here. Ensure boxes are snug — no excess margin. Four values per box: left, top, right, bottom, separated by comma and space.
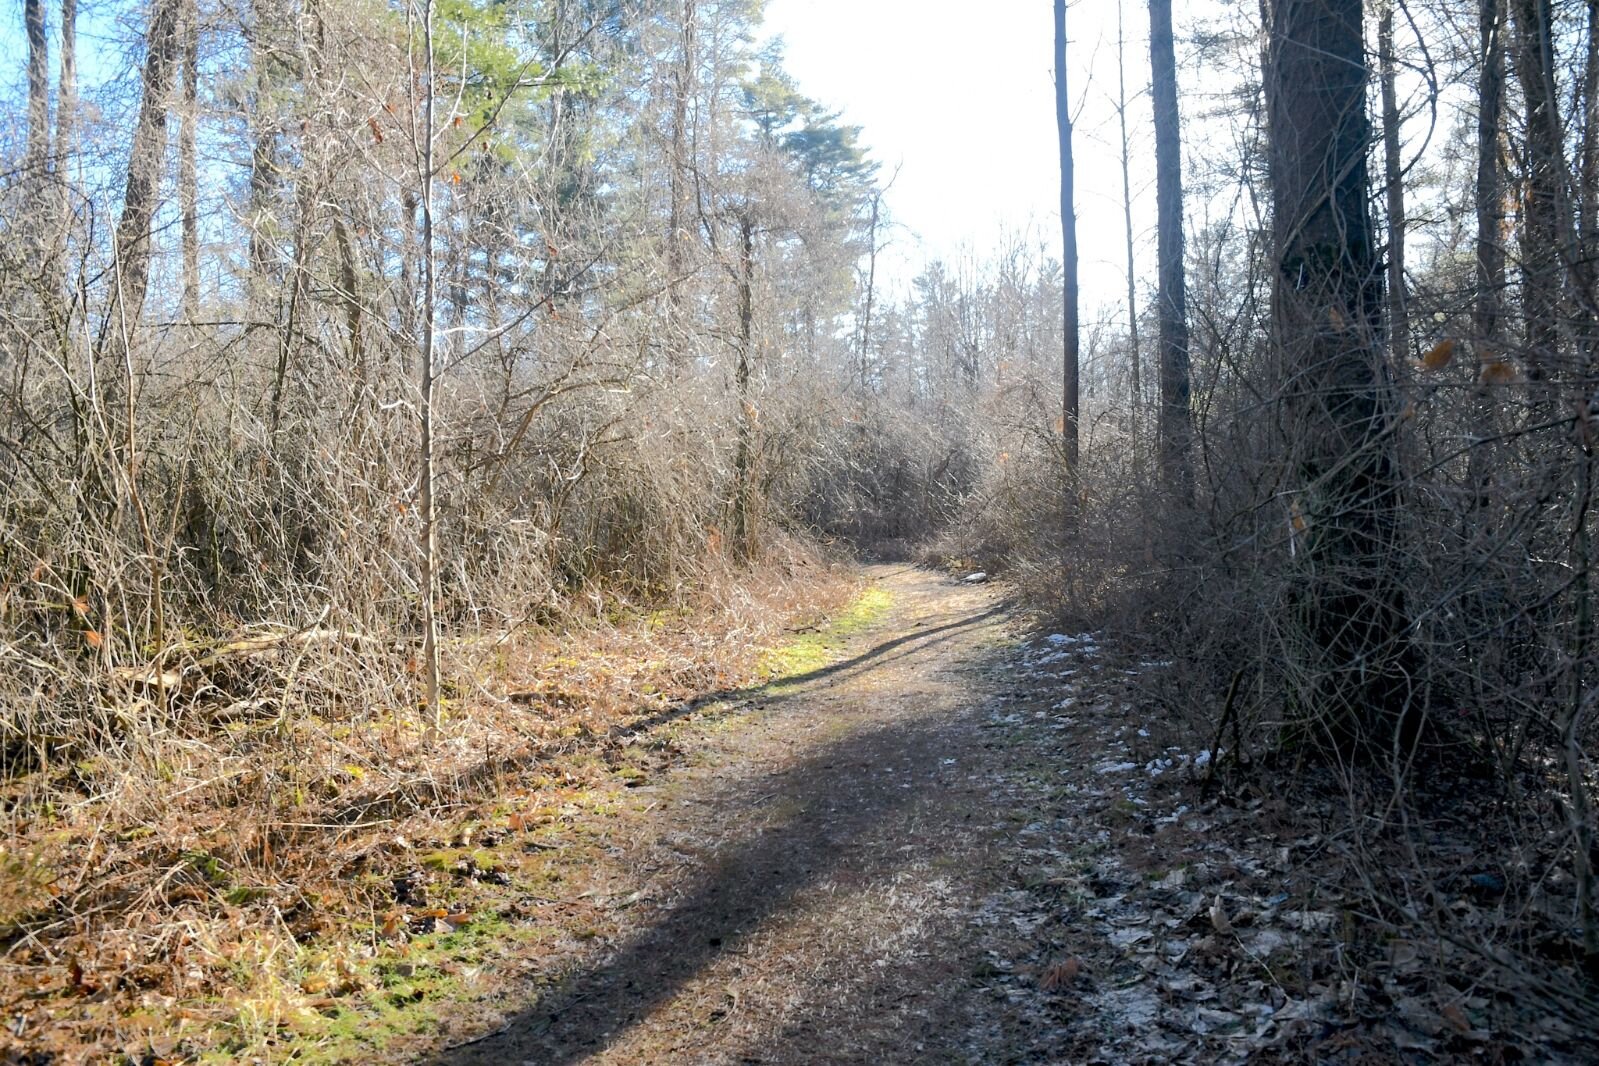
434, 566, 1084, 1064
423, 565, 1582, 1066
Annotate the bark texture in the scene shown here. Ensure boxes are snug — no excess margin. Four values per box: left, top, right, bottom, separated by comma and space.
1265, 0, 1410, 745
1054, 0, 1080, 471
1149, 0, 1191, 494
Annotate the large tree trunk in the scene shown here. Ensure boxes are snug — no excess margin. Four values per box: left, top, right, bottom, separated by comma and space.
1378, 0, 1408, 361
100, 0, 183, 360
25, 0, 50, 184
1471, 0, 1507, 510
179, 0, 200, 321
57, 0, 75, 159
1511, 0, 1566, 385
1582, 0, 1599, 263
57, 0, 76, 172
23, 0, 53, 295
1149, 0, 1191, 495
1054, 0, 1080, 471
1265, 0, 1410, 749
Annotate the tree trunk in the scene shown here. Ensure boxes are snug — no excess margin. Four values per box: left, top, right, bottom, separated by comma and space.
1265, 0, 1410, 748
100, 0, 183, 360
57, 0, 76, 173
1378, 0, 1408, 361
732, 211, 755, 560
1582, 0, 1599, 264
1054, 0, 1080, 471
1116, 2, 1141, 425
179, 0, 200, 321
857, 187, 881, 389
25, 0, 50, 184
1471, 0, 1506, 510
1149, 0, 1192, 495
417, 0, 442, 736
49, 0, 76, 296
246, 0, 282, 309
666, 0, 696, 365
1511, 0, 1566, 384
334, 216, 363, 371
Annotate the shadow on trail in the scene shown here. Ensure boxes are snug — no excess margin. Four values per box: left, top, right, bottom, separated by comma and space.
609, 600, 1012, 743
329, 597, 1003, 831
429, 606, 1009, 1065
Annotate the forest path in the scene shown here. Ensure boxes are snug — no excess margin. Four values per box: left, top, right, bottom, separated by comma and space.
433, 565, 1095, 1064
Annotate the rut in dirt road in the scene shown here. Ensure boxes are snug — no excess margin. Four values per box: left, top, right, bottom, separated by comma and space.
433, 568, 1079, 1065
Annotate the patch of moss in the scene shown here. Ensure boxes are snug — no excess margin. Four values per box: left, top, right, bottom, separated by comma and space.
759, 583, 893, 682
223, 885, 271, 906
420, 848, 503, 875
206, 915, 548, 1064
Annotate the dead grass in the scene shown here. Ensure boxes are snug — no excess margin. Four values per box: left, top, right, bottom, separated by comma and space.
0, 552, 860, 1065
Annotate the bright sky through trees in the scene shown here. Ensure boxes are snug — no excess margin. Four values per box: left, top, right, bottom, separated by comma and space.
763, 0, 1163, 312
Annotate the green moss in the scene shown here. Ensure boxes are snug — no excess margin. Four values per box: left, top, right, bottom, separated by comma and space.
223, 885, 271, 906
758, 583, 892, 682
420, 848, 503, 875
203, 915, 549, 1064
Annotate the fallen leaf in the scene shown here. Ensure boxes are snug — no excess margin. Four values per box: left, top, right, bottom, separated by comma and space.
1419, 338, 1456, 370
1210, 895, 1234, 936
1040, 957, 1081, 991
1480, 359, 1523, 385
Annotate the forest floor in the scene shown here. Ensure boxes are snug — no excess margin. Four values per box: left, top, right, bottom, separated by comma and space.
415, 565, 1579, 1066
7, 565, 1581, 1063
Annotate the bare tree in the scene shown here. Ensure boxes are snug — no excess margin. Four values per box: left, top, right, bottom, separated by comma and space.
1149, 0, 1190, 493
179, 0, 201, 321
100, 0, 183, 362
1470, 0, 1506, 510
666, 0, 698, 364
733, 208, 755, 559
1511, 0, 1567, 386
1265, 0, 1409, 746
24, 0, 49, 186
413, 0, 442, 735
1115, 1, 1142, 424
1055, 0, 1080, 470
1378, 0, 1408, 361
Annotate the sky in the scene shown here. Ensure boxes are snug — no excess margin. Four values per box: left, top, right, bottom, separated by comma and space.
762, 0, 1162, 314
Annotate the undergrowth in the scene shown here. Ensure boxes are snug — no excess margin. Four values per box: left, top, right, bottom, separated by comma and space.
0, 554, 872, 1064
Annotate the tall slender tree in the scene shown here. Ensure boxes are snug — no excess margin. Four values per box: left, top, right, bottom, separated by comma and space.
665, 0, 697, 365
1471, 0, 1506, 510
733, 208, 756, 559
1115, 2, 1142, 423
1149, 0, 1190, 493
101, 0, 183, 361
56, 0, 76, 174
179, 0, 201, 321
1378, 0, 1408, 361
1054, 0, 1080, 471
24, 0, 49, 184
1511, 0, 1566, 387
